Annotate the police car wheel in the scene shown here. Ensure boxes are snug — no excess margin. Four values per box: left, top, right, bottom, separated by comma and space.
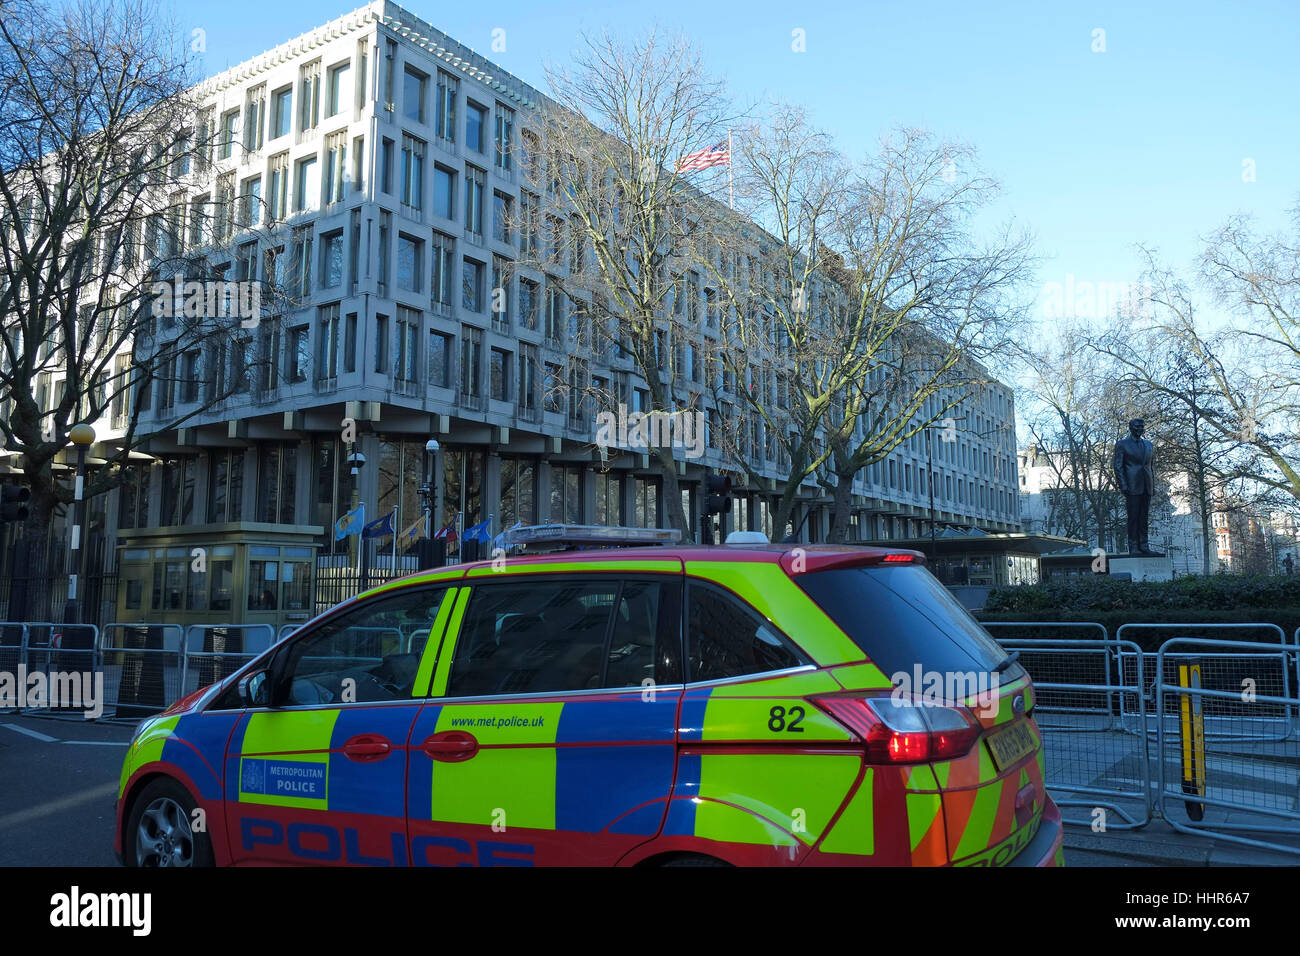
126, 780, 214, 868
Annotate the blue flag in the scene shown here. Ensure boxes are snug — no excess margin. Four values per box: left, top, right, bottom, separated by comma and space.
462, 519, 491, 543
363, 510, 396, 539
334, 503, 365, 541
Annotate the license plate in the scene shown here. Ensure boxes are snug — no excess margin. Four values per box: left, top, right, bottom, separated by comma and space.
986, 719, 1036, 772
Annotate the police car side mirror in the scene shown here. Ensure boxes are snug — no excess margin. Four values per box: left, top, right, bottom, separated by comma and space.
238, 670, 270, 708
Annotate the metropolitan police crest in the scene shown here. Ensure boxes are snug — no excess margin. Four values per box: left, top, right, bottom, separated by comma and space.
241, 759, 265, 794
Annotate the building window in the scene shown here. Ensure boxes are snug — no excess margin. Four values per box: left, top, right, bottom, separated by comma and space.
272, 86, 293, 139
256, 444, 298, 525
343, 312, 357, 373
466, 101, 487, 152
543, 362, 563, 414
491, 256, 510, 328
294, 155, 319, 212
218, 109, 239, 160
495, 104, 514, 170
299, 61, 321, 133
318, 303, 340, 379
460, 325, 482, 397
519, 277, 538, 331
493, 191, 511, 243
327, 60, 351, 117
380, 137, 394, 194
321, 230, 344, 289
465, 165, 485, 235
427, 330, 452, 388
545, 284, 563, 342
435, 69, 456, 140
403, 65, 427, 123
462, 257, 484, 312
401, 134, 425, 209
396, 306, 420, 383
369, 312, 388, 373
397, 233, 423, 293
433, 164, 454, 220
287, 326, 310, 383
267, 152, 288, 219
519, 344, 538, 413
324, 132, 347, 205
490, 347, 510, 402
244, 86, 265, 153
206, 451, 244, 523
520, 191, 539, 255
431, 231, 454, 306
551, 465, 583, 524
239, 176, 261, 226
289, 225, 313, 298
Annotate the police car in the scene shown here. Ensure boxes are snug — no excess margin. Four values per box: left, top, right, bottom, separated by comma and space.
115, 525, 1063, 867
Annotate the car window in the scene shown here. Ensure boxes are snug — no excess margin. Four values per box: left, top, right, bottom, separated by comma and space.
275, 585, 449, 705
686, 580, 805, 682
446, 576, 682, 697
794, 565, 1021, 679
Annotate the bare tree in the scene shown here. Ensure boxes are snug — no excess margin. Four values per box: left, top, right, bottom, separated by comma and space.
0, 0, 283, 615
518, 29, 735, 539
702, 118, 1032, 540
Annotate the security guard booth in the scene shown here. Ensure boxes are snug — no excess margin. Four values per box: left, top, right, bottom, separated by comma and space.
115, 523, 324, 633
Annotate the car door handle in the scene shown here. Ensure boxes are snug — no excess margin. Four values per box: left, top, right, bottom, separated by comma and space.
421, 731, 479, 762
342, 734, 392, 762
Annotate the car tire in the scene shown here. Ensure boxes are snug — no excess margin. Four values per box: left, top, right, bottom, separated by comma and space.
124, 778, 214, 868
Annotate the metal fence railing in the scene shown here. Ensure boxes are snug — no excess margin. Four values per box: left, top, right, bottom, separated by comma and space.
181, 625, 277, 699
1154, 638, 1300, 856
1117, 624, 1294, 742
15, 623, 102, 720
98, 623, 186, 722
989, 634, 1152, 830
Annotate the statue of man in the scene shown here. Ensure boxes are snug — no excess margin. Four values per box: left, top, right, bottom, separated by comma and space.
1113, 418, 1155, 555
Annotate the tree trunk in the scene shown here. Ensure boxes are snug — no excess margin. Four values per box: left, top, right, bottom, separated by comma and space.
827, 471, 855, 543
653, 446, 691, 542
771, 483, 800, 543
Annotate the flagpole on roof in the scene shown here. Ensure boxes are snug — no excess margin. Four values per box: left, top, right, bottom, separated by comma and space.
728, 128, 734, 210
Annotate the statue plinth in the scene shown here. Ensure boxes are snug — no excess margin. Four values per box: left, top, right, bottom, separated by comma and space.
1108, 553, 1173, 582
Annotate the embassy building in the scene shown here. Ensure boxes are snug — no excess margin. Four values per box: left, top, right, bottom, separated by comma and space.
4, 2, 1020, 632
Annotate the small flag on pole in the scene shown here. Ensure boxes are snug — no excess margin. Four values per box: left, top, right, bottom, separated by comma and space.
462, 520, 492, 544
433, 519, 457, 540
362, 510, 396, 539
400, 514, 426, 543
334, 503, 365, 541
677, 140, 731, 173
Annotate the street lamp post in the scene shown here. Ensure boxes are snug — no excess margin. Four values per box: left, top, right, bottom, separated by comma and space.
63, 423, 95, 625
418, 438, 440, 570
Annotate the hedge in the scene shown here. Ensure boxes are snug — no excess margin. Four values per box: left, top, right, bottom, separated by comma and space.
976, 576, 1300, 650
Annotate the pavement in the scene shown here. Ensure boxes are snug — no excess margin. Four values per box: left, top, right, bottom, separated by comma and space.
0, 714, 131, 866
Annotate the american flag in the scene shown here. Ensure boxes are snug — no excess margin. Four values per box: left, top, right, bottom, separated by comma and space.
677, 140, 731, 173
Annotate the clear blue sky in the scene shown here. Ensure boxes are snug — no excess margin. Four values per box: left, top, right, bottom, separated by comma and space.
171, 0, 1298, 324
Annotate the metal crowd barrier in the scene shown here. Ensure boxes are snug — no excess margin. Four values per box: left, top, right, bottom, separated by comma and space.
1117, 623, 1294, 742
15, 623, 102, 720
98, 623, 186, 722
181, 624, 277, 698
0, 623, 27, 715
1155, 638, 1300, 856
989, 635, 1152, 830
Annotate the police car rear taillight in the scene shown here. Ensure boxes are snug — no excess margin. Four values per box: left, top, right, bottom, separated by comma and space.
812, 696, 980, 763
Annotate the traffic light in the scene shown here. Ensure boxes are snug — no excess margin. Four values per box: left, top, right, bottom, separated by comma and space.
704, 472, 732, 516
0, 484, 30, 525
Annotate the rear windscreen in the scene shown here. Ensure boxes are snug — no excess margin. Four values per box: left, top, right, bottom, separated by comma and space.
796, 565, 1021, 679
